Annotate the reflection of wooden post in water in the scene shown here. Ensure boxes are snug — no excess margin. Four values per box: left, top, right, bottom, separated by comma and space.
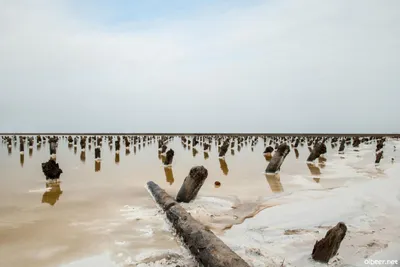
74, 146, 77, 154
20, 154, 24, 167
80, 151, 86, 162
204, 152, 209, 160
133, 146, 137, 154
265, 174, 283, 193
231, 148, 235, 156
42, 182, 63, 206
8, 146, 12, 155
192, 147, 198, 158
219, 158, 229, 175
95, 161, 101, 172
164, 167, 175, 185
29, 147, 33, 157
307, 163, 321, 177
115, 153, 120, 164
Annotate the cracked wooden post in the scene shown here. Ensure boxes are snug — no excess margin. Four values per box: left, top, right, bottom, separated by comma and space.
265, 143, 290, 173
375, 140, 384, 164
219, 141, 229, 157
193, 137, 199, 147
49, 138, 57, 157
176, 166, 208, 203
338, 139, 345, 154
312, 222, 347, 263
163, 149, 174, 165
115, 140, 120, 153
95, 147, 101, 160
19, 140, 24, 155
307, 143, 327, 162
263, 146, 274, 158
146, 181, 250, 267
42, 159, 63, 180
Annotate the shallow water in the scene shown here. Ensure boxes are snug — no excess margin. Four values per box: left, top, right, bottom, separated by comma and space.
0, 136, 398, 266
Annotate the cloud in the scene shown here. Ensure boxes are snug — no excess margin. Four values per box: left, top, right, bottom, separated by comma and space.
0, 0, 399, 133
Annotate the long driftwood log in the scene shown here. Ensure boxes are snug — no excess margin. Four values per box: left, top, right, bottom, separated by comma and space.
147, 181, 250, 267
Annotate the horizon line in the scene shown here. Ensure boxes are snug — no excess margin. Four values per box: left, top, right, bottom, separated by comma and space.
1, 133, 399, 137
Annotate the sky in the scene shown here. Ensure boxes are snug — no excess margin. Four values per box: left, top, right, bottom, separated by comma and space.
0, 0, 399, 133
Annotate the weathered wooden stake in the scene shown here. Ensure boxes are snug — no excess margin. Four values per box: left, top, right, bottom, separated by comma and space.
95, 148, 101, 160
219, 142, 229, 157
312, 222, 347, 263
164, 149, 174, 165
176, 166, 208, 203
42, 159, 63, 180
307, 143, 327, 162
265, 143, 290, 173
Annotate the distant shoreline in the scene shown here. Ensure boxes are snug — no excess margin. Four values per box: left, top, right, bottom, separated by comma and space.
1, 133, 399, 137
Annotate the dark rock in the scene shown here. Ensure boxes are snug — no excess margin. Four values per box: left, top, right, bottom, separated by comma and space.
312, 222, 347, 263
42, 159, 63, 179
176, 166, 208, 203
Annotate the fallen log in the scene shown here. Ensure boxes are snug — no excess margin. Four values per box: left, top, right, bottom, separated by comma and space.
147, 181, 250, 267
312, 222, 347, 263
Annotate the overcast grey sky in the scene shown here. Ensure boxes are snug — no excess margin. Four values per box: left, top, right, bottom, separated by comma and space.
0, 0, 399, 133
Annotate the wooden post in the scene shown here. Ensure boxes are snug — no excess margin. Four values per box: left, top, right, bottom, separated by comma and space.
176, 166, 208, 203
219, 142, 229, 157
265, 143, 290, 173
42, 159, 63, 180
146, 181, 250, 267
307, 143, 327, 162
95, 147, 101, 160
312, 222, 347, 263
164, 149, 174, 165
338, 139, 345, 154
